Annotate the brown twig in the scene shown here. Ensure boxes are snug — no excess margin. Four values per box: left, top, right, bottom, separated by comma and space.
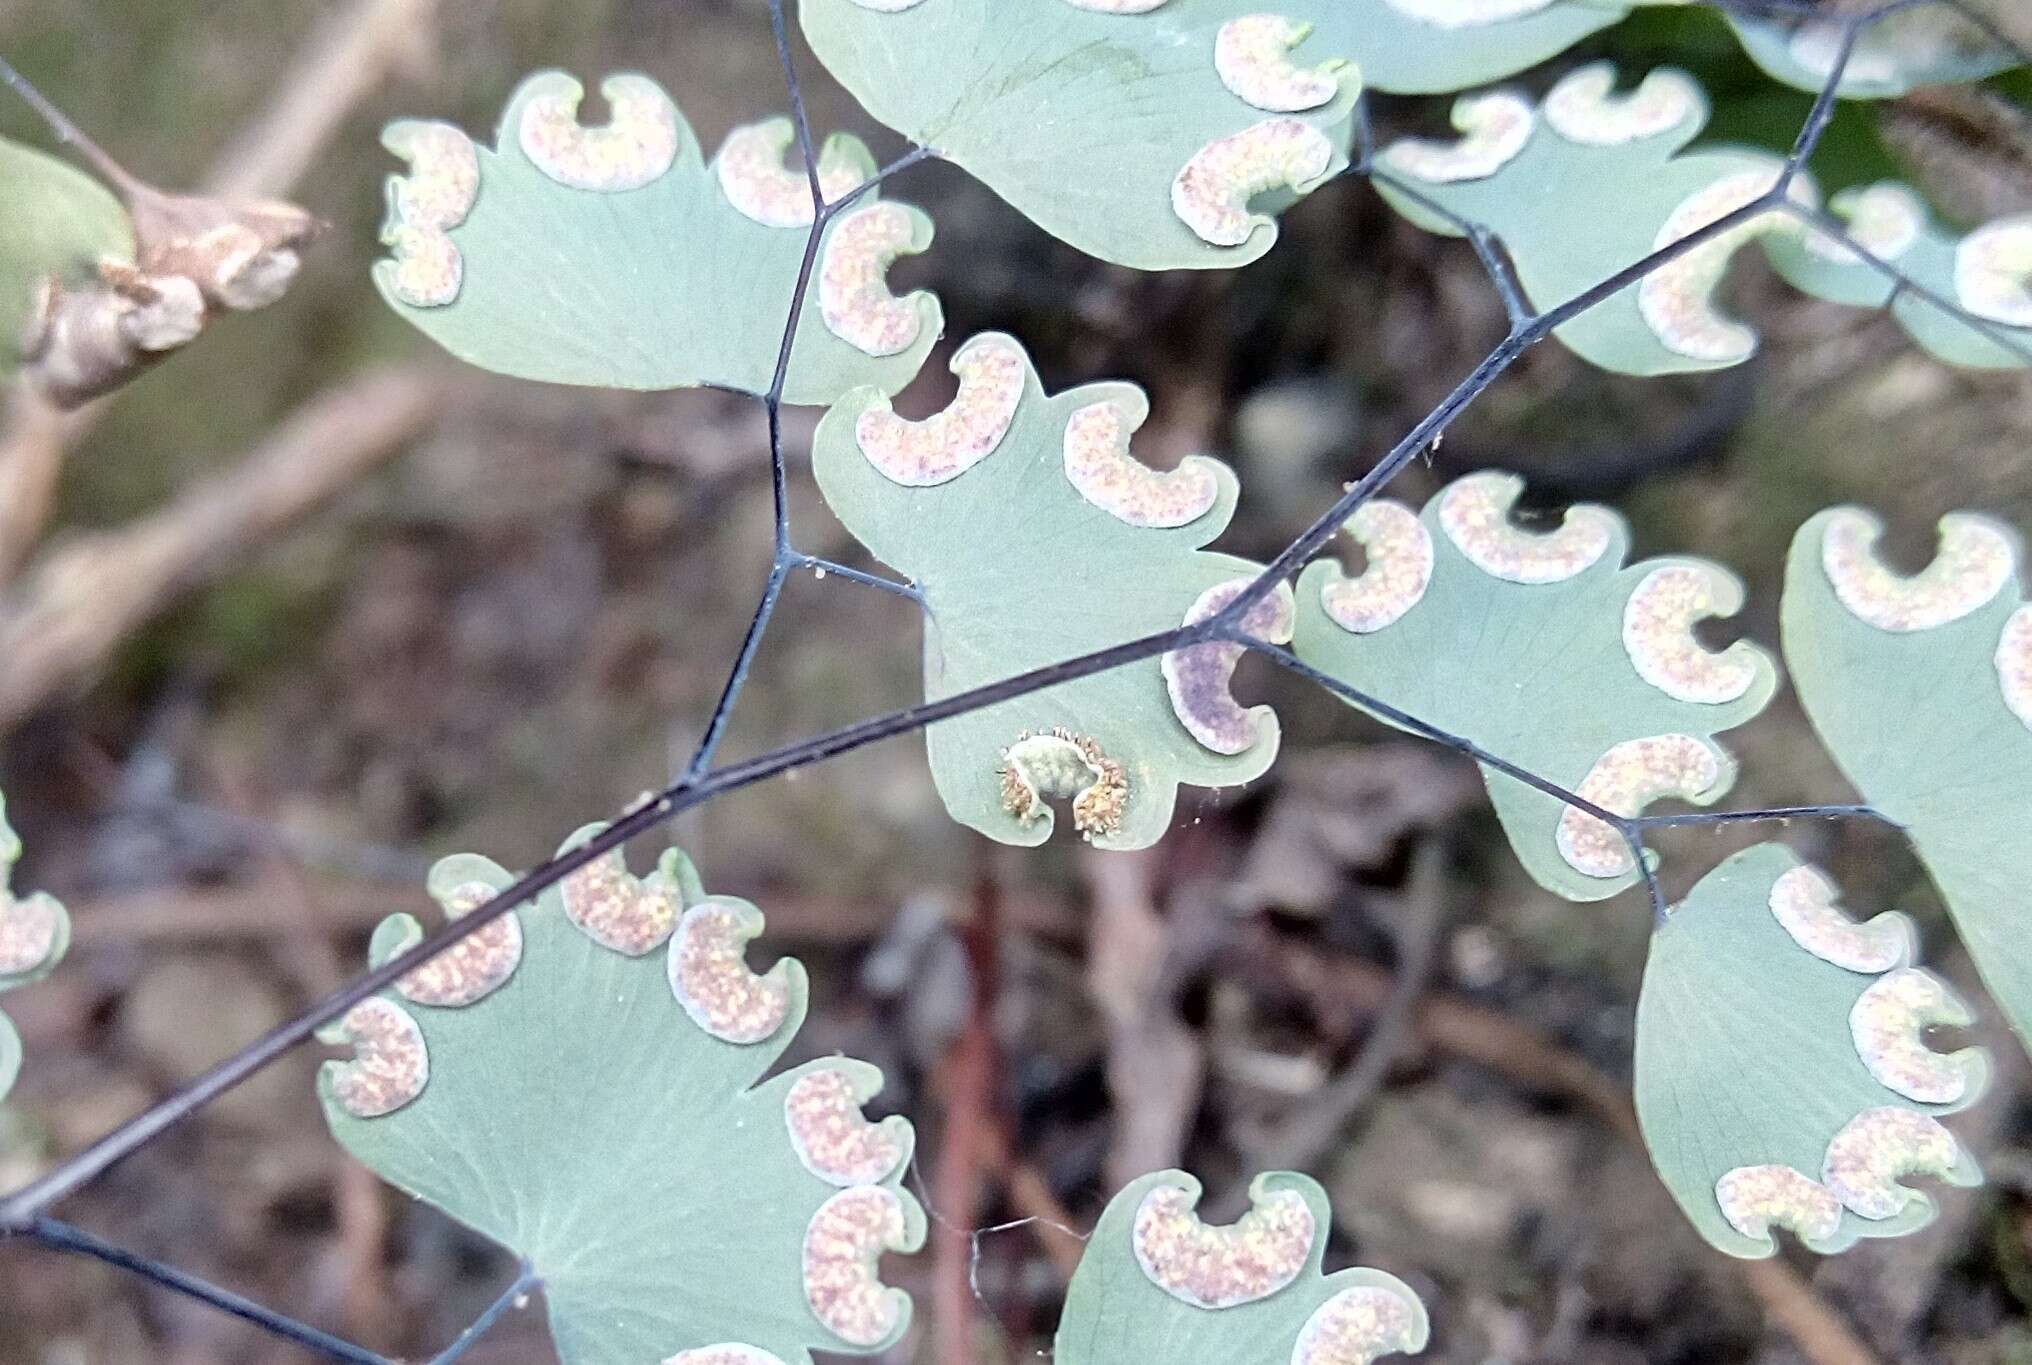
0, 366, 444, 730
212, 771, 394, 1346
65, 881, 420, 946
1082, 848, 1208, 1191
0, 400, 91, 584
0, 0, 438, 579
201, 0, 435, 202
931, 871, 1004, 1364
1246, 927, 1885, 1365
1250, 840, 1448, 1172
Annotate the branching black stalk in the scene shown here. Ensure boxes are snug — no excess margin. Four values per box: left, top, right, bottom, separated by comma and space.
770, 0, 825, 217
1230, 187, 1799, 619
1244, 639, 1669, 924
681, 3, 932, 782
1774, 3, 1867, 191
1, 0, 2016, 1353
0, 622, 1210, 1227
1777, 200, 2032, 364
682, 559, 792, 780
1374, 165, 1533, 326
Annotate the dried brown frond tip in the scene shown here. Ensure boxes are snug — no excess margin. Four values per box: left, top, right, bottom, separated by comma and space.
10, 76, 325, 408
21, 267, 204, 407
126, 187, 324, 314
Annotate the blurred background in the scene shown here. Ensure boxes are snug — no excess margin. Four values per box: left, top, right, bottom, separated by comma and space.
0, 1, 2029, 1361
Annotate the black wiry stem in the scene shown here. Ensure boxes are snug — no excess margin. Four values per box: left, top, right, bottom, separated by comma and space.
1230, 188, 1796, 620
2, 3, 2021, 1355
0, 624, 1201, 1224
1635, 803, 1896, 830
1244, 639, 1622, 828
1774, 8, 1864, 192
685, 558, 791, 780
1247, 639, 1667, 924
18, 1218, 394, 1364
680, 2, 931, 781
1777, 199, 2032, 365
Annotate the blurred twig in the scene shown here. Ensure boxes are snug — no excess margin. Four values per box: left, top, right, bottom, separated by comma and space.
0, 367, 444, 729
67, 880, 425, 946
0, 395, 93, 584
215, 769, 395, 1348
0, 0, 438, 579
202, 0, 435, 202
1082, 848, 1207, 1192
1248, 927, 1885, 1365
1249, 841, 1447, 1172
931, 873, 1003, 1365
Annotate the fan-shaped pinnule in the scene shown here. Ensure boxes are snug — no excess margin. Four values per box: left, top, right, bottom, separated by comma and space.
370, 71, 943, 403
1054, 1169, 1428, 1364
319, 839, 923, 1364
811, 332, 1292, 850
799, 0, 1363, 270
1636, 843, 1987, 1258
1292, 0, 1623, 94
0, 791, 69, 1108
1292, 470, 1776, 901
1373, 62, 2030, 375
1783, 506, 2032, 1051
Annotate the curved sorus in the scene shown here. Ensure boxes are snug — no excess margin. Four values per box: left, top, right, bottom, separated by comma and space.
1131, 1181, 1316, 1309
668, 900, 792, 1044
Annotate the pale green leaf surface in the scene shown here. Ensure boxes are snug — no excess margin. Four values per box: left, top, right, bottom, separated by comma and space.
1055, 1170, 1427, 1365
374, 72, 942, 403
811, 333, 1285, 849
0, 791, 70, 1108
1317, 0, 1620, 94
1783, 507, 2032, 1046
1292, 472, 1775, 901
321, 839, 923, 1365
0, 1017, 18, 1110
1636, 842, 1985, 1258
0, 136, 132, 370
799, 0, 1359, 270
